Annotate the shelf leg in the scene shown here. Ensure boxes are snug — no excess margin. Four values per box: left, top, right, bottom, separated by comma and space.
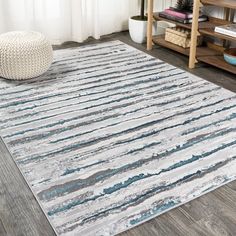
189, 0, 201, 69
147, 0, 153, 51
223, 8, 230, 48
223, 8, 230, 21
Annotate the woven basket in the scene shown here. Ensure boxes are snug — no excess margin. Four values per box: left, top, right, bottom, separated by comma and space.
165, 27, 201, 48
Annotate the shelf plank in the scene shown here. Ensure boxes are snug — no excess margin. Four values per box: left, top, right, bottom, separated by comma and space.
200, 28, 236, 42
198, 55, 236, 74
153, 13, 192, 30
152, 35, 221, 57
153, 35, 189, 55
201, 0, 236, 9
153, 13, 230, 29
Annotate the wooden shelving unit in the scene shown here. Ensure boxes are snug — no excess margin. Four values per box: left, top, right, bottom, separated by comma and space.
189, 0, 236, 73
147, 0, 236, 74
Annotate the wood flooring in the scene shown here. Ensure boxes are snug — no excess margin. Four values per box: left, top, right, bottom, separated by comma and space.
0, 138, 55, 236
0, 31, 236, 236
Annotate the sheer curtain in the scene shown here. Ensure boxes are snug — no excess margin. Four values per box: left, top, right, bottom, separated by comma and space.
0, 0, 168, 44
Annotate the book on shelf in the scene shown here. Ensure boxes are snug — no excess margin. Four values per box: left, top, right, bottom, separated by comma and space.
215, 24, 236, 38
159, 12, 208, 24
164, 8, 193, 19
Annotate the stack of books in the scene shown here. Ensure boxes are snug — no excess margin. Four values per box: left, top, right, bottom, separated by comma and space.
215, 24, 236, 38
159, 7, 208, 24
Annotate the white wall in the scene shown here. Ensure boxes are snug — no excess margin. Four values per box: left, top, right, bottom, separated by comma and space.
152, 0, 177, 13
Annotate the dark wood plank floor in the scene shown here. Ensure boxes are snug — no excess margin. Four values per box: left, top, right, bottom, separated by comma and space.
0, 138, 56, 236
0, 31, 236, 236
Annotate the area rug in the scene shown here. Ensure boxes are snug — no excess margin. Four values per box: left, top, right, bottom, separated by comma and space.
0, 41, 236, 236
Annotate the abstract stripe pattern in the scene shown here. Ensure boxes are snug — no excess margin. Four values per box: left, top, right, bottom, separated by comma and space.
0, 41, 236, 235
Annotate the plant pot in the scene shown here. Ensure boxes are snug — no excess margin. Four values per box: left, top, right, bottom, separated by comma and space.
129, 16, 148, 44
129, 17, 176, 44
224, 48, 236, 66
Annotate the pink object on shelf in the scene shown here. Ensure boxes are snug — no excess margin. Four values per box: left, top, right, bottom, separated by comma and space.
164, 9, 192, 19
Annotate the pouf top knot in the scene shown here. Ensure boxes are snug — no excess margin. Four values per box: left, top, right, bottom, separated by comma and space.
0, 31, 53, 80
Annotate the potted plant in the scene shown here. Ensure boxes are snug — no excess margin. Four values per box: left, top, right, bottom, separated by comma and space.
129, 0, 148, 44
176, 0, 193, 11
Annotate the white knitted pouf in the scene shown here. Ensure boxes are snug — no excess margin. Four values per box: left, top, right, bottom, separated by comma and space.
0, 31, 53, 80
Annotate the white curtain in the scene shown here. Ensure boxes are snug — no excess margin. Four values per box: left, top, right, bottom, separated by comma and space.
0, 0, 137, 44
0, 0, 168, 44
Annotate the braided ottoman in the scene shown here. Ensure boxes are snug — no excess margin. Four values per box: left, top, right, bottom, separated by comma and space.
0, 31, 53, 80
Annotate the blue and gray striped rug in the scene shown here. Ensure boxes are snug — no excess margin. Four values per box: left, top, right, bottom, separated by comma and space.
0, 41, 236, 235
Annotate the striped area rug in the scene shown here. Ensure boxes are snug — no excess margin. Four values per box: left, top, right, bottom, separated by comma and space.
0, 40, 236, 236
